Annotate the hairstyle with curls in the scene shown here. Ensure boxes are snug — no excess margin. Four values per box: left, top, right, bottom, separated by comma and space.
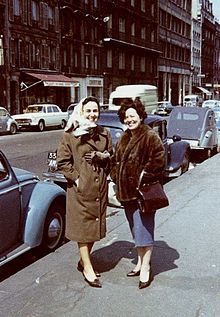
117, 97, 147, 123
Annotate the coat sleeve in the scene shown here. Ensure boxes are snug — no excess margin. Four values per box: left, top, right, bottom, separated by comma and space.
142, 131, 166, 183
56, 132, 79, 184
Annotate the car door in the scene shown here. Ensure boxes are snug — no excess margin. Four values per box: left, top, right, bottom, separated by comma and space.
52, 106, 62, 126
0, 108, 7, 132
0, 153, 22, 259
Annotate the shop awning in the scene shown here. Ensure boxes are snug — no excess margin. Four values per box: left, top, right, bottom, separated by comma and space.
196, 86, 212, 96
25, 72, 78, 87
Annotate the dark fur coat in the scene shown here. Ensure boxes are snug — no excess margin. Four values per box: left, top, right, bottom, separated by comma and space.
111, 124, 166, 202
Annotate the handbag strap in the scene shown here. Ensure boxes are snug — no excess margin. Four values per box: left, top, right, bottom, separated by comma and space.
137, 170, 159, 189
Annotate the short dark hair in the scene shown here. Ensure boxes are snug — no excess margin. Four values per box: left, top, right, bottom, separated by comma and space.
82, 96, 100, 108
117, 97, 147, 123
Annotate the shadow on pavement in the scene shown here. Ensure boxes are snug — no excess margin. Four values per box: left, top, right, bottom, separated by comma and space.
91, 240, 179, 276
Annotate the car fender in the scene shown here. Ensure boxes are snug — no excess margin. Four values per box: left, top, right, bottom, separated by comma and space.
23, 181, 66, 247
200, 130, 217, 148
166, 141, 190, 172
6, 118, 17, 131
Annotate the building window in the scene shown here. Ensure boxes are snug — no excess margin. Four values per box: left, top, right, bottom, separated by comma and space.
151, 3, 155, 16
48, 6, 54, 25
119, 52, 125, 69
74, 52, 78, 68
85, 54, 90, 69
131, 55, 135, 71
119, 18, 125, 33
13, 0, 20, 16
140, 56, 145, 72
0, 36, 4, 66
131, 23, 135, 36
93, 0, 98, 8
94, 54, 98, 69
151, 30, 155, 42
107, 49, 112, 68
141, 0, 145, 12
32, 1, 39, 21
141, 27, 146, 39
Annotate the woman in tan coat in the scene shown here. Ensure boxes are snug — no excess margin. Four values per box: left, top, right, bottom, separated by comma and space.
57, 97, 112, 288
111, 98, 165, 289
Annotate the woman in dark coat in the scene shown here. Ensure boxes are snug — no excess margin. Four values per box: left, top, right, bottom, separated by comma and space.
111, 98, 165, 289
57, 96, 112, 288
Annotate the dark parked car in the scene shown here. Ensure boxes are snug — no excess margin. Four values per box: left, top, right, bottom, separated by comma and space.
167, 106, 218, 158
0, 106, 18, 135
0, 150, 66, 266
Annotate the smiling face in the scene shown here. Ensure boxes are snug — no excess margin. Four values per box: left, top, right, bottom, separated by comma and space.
82, 101, 99, 123
124, 107, 142, 131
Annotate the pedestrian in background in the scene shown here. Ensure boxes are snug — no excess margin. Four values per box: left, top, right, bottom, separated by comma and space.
111, 98, 165, 289
57, 96, 113, 288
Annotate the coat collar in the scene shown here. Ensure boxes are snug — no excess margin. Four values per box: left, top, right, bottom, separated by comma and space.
121, 124, 150, 161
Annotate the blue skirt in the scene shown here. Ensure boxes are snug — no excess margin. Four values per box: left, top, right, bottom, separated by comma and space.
123, 200, 155, 247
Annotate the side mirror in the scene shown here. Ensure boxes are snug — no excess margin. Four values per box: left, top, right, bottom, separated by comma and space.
172, 134, 181, 142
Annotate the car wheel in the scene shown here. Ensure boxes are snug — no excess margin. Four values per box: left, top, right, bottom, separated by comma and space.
10, 123, 17, 135
60, 120, 66, 129
41, 202, 65, 252
211, 145, 218, 157
181, 150, 190, 174
38, 120, 45, 132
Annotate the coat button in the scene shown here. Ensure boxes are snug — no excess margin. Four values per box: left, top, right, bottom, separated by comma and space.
96, 198, 100, 202
95, 218, 99, 221
95, 178, 99, 182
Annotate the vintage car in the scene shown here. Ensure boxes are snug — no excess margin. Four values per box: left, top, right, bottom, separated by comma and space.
0, 106, 19, 135
153, 101, 174, 116
167, 106, 218, 159
43, 111, 190, 206
12, 104, 68, 132
0, 150, 66, 266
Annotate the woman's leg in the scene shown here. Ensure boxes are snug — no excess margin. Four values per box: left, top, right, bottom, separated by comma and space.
137, 246, 153, 282
79, 242, 94, 264
78, 242, 96, 281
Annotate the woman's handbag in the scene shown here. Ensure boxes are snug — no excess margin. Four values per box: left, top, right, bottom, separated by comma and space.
137, 171, 169, 213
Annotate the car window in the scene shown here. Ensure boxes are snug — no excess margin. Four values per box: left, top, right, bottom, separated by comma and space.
52, 106, 59, 112
152, 122, 166, 141
47, 106, 52, 113
0, 109, 6, 116
0, 157, 8, 181
103, 126, 123, 146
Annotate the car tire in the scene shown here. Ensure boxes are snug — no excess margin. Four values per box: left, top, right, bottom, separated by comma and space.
38, 120, 45, 132
211, 145, 218, 157
60, 120, 66, 129
41, 201, 65, 252
10, 123, 17, 135
181, 150, 190, 174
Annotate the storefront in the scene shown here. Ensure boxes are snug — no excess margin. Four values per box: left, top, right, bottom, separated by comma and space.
20, 72, 79, 112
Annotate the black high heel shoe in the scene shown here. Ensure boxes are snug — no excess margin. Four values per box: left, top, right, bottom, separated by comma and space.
83, 272, 102, 288
126, 270, 140, 277
77, 261, 101, 277
138, 268, 153, 289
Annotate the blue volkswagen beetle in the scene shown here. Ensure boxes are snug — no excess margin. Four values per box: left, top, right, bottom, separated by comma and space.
0, 150, 66, 266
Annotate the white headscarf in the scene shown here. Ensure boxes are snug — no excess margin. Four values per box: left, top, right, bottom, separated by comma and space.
64, 97, 97, 136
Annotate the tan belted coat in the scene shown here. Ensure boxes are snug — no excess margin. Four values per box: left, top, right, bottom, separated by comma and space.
57, 126, 112, 242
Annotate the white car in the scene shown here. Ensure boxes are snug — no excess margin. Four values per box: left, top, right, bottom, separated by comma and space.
202, 100, 220, 109
13, 104, 68, 131
0, 106, 18, 135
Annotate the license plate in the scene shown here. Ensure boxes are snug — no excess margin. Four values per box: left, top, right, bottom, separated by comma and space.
48, 152, 57, 160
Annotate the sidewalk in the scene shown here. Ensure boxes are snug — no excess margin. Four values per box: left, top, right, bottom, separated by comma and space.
1, 154, 220, 317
